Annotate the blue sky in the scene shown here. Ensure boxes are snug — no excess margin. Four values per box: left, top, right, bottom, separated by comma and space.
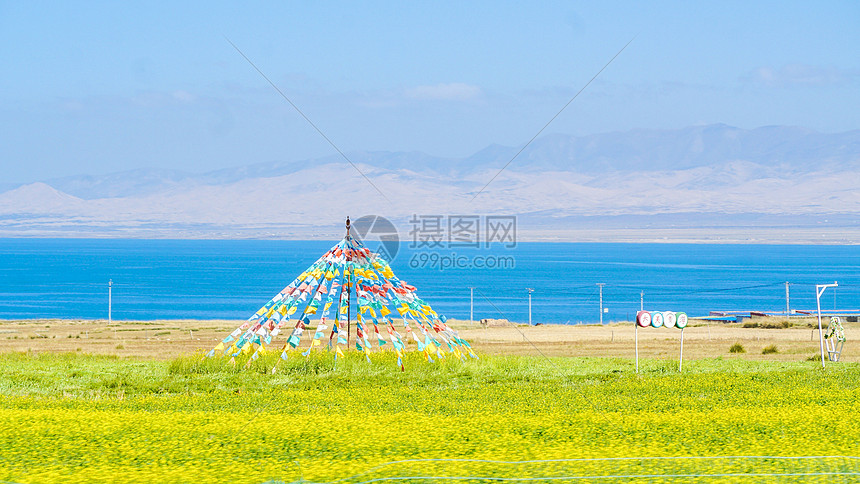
1, 1, 858, 184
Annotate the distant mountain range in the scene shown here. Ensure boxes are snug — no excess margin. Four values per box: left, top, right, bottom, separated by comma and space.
2, 124, 859, 242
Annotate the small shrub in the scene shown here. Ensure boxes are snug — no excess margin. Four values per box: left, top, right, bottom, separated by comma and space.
115, 344, 125, 350
729, 343, 745, 353
762, 345, 779, 354
742, 321, 759, 328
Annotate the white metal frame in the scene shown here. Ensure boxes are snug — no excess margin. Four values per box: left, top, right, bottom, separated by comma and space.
815, 282, 838, 369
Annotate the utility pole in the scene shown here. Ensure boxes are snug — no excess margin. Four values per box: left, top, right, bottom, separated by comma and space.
597, 283, 606, 325
108, 279, 112, 324
640, 290, 644, 312
785, 282, 790, 315
526, 288, 534, 325
469, 287, 474, 323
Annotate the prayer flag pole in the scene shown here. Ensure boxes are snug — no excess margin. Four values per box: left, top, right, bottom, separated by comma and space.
346, 216, 352, 349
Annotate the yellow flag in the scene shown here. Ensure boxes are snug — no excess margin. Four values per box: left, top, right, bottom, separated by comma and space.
214, 342, 225, 351
336, 346, 345, 358
324, 302, 332, 311
380, 306, 391, 316
312, 339, 320, 347
287, 306, 297, 315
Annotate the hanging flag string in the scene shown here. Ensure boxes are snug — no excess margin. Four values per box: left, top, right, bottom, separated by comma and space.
225, 38, 392, 205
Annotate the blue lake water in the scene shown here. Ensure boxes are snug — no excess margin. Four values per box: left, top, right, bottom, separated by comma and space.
0, 238, 858, 323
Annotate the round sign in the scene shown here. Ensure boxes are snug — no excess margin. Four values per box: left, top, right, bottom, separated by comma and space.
663, 311, 676, 328
651, 311, 664, 328
676, 312, 688, 329
636, 311, 651, 327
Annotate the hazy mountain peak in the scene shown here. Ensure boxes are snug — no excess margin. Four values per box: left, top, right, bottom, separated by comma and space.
0, 182, 82, 212
1, 124, 860, 241
6, 124, 859, 199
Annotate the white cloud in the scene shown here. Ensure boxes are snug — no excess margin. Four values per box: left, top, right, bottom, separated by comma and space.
172, 90, 196, 103
746, 64, 856, 88
404, 82, 482, 101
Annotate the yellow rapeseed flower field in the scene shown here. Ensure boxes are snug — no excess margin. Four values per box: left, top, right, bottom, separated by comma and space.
0, 352, 858, 482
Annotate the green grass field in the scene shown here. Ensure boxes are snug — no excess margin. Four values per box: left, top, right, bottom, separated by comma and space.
1, 351, 859, 483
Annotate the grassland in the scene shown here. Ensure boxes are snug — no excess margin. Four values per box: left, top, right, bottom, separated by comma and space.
0, 316, 852, 361
1, 319, 859, 482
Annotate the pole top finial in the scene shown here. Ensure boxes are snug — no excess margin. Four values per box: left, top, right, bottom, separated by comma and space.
345, 216, 351, 238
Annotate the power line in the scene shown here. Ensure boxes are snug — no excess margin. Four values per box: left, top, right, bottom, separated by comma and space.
472, 287, 600, 412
